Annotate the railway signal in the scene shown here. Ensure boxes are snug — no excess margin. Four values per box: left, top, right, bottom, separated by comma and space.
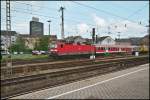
92, 28, 95, 43
96, 35, 98, 43
125, 24, 127, 28
91, 28, 96, 60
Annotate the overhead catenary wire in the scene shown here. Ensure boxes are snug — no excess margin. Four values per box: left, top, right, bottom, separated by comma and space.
71, 1, 148, 27
126, 3, 149, 21
13, 1, 148, 28
1, 7, 96, 27
2, 8, 92, 34
1, 1, 148, 37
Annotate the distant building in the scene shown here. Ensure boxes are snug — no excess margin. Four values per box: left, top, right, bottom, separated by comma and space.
1, 30, 18, 51
20, 34, 57, 49
65, 36, 86, 44
45, 35, 57, 42
115, 37, 142, 46
85, 38, 92, 44
30, 17, 44, 36
115, 39, 131, 46
96, 36, 116, 45
19, 34, 40, 49
140, 34, 149, 46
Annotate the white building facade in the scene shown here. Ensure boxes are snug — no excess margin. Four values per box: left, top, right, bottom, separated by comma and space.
96, 36, 116, 45
1, 31, 18, 51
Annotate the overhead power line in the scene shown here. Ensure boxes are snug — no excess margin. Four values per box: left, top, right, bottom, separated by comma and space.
127, 3, 149, 19
1, 7, 96, 27
71, 1, 147, 27
14, 1, 58, 11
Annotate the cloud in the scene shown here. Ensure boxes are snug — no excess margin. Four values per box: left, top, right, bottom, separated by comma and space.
108, 20, 147, 38
92, 14, 107, 27
12, 22, 29, 34
77, 23, 89, 35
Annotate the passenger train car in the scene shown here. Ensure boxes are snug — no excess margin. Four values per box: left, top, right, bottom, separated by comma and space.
49, 42, 138, 57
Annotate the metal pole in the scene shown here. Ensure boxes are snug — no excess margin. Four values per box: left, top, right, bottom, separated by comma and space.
6, 0, 12, 76
118, 32, 121, 45
59, 7, 65, 39
92, 28, 95, 60
49, 23, 50, 35
47, 20, 51, 35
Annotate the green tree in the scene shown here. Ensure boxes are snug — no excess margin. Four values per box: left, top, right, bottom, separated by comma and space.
9, 36, 30, 53
34, 36, 49, 51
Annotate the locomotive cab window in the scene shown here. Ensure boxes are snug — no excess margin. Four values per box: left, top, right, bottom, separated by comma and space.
49, 43, 57, 48
60, 44, 63, 48
102, 47, 105, 50
97, 47, 100, 50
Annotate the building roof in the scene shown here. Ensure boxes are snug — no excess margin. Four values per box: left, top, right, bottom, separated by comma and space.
19, 34, 40, 38
115, 39, 131, 43
97, 36, 110, 42
19, 34, 57, 39
1, 30, 18, 36
65, 36, 82, 40
115, 37, 141, 45
45, 35, 57, 38
65, 36, 83, 42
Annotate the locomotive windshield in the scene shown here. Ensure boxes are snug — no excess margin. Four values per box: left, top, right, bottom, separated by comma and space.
49, 43, 57, 48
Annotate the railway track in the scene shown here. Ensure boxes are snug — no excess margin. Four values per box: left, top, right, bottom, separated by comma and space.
1, 55, 133, 80
1, 55, 149, 99
1, 54, 132, 67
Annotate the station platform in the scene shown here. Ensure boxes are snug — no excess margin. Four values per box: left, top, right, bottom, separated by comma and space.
11, 64, 149, 99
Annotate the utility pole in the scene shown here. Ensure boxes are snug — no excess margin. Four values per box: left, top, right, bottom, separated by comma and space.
91, 28, 96, 60
6, 0, 11, 31
6, 0, 12, 76
59, 6, 65, 39
117, 32, 121, 45
47, 20, 51, 35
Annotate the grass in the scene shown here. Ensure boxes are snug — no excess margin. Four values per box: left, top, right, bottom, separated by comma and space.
1, 54, 49, 62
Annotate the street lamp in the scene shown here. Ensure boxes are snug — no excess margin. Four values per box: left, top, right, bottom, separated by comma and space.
47, 20, 51, 35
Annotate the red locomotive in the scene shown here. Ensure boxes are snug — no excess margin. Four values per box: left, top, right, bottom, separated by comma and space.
49, 41, 134, 58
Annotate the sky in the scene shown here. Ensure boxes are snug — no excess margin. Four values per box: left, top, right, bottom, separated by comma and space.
1, 1, 149, 39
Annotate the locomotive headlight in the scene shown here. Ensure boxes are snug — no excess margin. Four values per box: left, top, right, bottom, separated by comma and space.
50, 49, 57, 52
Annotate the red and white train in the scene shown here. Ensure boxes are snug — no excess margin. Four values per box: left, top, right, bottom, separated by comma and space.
49, 42, 139, 57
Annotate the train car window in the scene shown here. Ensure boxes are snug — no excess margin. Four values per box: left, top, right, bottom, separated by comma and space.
60, 44, 63, 48
77, 42, 80, 45
101, 47, 103, 50
102, 47, 105, 50
112, 47, 113, 50
115, 48, 117, 50
96, 47, 99, 50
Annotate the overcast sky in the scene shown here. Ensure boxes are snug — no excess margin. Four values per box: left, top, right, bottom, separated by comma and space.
1, 1, 149, 39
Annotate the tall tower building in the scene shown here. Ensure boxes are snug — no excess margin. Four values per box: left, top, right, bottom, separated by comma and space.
30, 17, 44, 36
